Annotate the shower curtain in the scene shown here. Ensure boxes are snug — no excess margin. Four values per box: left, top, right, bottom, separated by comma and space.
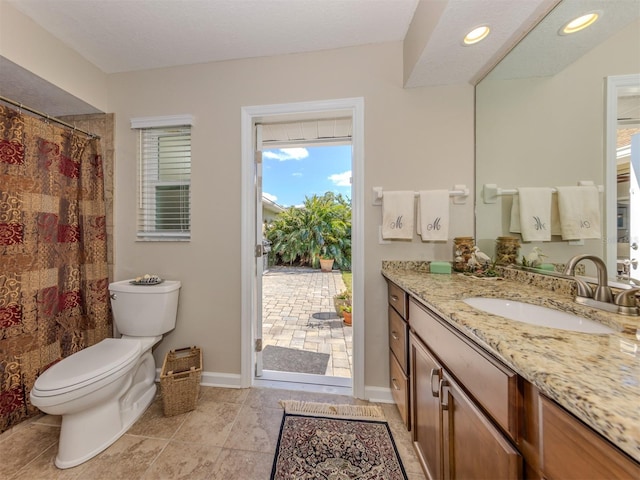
0, 105, 111, 433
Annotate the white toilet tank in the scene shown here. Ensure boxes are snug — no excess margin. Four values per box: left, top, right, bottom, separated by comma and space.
108, 280, 181, 336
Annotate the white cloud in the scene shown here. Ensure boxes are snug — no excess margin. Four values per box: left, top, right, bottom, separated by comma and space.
328, 170, 352, 187
263, 192, 278, 202
292, 172, 303, 177
263, 148, 309, 161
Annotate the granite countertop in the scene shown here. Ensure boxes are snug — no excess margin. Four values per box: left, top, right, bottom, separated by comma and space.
381, 262, 640, 463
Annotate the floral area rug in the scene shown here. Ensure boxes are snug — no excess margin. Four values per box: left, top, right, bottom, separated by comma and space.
270, 401, 408, 480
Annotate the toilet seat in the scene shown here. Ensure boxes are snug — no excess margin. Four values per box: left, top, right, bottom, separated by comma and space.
33, 338, 141, 397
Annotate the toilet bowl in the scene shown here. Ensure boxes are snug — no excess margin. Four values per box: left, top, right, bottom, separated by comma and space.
30, 279, 181, 469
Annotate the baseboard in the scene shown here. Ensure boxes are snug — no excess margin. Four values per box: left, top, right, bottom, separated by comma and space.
156, 368, 393, 401
155, 369, 243, 388
200, 371, 243, 388
364, 385, 394, 404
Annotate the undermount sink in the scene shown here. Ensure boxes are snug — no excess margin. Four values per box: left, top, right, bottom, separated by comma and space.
463, 297, 615, 334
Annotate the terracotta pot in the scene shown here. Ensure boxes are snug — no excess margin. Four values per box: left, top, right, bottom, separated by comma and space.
342, 311, 352, 326
319, 258, 334, 272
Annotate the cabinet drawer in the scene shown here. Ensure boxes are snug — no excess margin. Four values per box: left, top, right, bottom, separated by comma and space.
388, 281, 408, 319
540, 395, 640, 479
409, 298, 519, 441
389, 306, 408, 373
389, 352, 410, 428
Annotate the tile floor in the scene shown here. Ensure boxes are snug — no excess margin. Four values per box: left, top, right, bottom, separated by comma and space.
262, 267, 352, 377
1, 386, 426, 480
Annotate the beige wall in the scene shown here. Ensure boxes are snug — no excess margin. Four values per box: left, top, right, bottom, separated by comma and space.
476, 18, 640, 267
0, 3, 109, 112
108, 42, 475, 390
1, 1, 475, 393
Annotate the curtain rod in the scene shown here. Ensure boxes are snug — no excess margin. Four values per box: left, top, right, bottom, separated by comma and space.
0, 95, 101, 139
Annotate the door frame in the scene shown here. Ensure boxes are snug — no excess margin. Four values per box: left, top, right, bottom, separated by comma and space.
240, 97, 365, 398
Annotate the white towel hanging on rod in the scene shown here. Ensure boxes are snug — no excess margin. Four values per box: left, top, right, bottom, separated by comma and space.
482, 181, 603, 204
372, 185, 469, 206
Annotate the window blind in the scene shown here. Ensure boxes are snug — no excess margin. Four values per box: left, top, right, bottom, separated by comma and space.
137, 126, 191, 240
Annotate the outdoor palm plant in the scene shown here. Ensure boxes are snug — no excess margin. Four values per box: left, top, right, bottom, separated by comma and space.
266, 192, 351, 270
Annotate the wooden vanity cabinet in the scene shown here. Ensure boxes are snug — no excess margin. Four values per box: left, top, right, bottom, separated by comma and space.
387, 280, 410, 429
385, 278, 640, 479
410, 331, 442, 480
539, 395, 640, 479
409, 297, 522, 480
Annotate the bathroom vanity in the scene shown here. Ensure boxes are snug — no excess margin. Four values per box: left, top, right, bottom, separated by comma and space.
383, 262, 640, 479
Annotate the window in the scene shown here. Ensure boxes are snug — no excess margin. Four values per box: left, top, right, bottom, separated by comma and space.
131, 115, 193, 240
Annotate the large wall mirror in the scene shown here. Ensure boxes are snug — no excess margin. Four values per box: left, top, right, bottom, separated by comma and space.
475, 0, 640, 281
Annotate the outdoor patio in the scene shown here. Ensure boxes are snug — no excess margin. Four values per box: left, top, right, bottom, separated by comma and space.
261, 266, 352, 378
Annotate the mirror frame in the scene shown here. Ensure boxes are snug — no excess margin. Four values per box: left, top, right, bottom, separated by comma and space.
605, 73, 640, 277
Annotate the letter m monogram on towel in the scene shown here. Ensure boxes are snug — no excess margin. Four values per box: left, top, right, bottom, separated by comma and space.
532, 216, 547, 231
390, 216, 403, 229
426, 217, 441, 231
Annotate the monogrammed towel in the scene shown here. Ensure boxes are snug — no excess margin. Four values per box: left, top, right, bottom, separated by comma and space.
417, 190, 449, 241
518, 187, 553, 242
381, 191, 414, 240
556, 186, 601, 240
511, 194, 562, 237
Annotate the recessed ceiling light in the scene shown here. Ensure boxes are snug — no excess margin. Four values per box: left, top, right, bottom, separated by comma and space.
559, 11, 600, 35
463, 25, 490, 45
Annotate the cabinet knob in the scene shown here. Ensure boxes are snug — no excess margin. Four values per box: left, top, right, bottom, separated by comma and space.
390, 294, 398, 302
391, 378, 401, 391
391, 331, 399, 340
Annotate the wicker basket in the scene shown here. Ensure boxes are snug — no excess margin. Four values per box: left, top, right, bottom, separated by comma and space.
160, 346, 202, 416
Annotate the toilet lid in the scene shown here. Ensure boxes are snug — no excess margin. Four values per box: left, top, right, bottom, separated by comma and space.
34, 338, 141, 395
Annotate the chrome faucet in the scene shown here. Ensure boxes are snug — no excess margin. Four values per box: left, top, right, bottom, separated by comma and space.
563, 254, 639, 316
563, 254, 613, 303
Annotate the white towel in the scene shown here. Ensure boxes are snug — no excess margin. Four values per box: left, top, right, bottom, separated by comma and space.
511, 194, 562, 236
417, 190, 449, 241
517, 187, 553, 242
381, 191, 414, 240
550, 194, 562, 236
556, 186, 601, 240
509, 196, 521, 234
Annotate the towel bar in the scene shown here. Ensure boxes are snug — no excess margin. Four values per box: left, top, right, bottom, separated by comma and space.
482, 181, 604, 204
372, 185, 469, 206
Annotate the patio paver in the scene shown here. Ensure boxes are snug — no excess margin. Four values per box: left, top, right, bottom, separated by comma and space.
262, 266, 352, 377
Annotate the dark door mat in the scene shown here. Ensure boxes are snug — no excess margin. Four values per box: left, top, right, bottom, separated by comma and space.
263, 345, 330, 375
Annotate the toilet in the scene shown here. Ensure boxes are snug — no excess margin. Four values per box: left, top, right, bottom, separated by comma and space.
30, 279, 181, 469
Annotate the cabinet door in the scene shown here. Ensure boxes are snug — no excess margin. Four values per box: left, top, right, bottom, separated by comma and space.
441, 371, 522, 480
410, 332, 442, 480
540, 395, 640, 479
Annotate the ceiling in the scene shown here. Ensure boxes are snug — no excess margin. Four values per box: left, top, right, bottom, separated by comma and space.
1, 0, 636, 117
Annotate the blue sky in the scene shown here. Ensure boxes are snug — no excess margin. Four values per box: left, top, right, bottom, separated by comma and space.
262, 145, 352, 207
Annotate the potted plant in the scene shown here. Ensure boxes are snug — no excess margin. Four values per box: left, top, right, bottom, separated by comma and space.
319, 256, 334, 272
318, 245, 335, 272
340, 305, 352, 326
334, 290, 351, 317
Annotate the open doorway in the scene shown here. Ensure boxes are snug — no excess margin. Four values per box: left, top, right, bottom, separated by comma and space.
260, 143, 352, 388
240, 98, 364, 397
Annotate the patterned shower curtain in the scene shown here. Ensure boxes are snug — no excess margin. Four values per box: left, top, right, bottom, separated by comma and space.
0, 105, 111, 433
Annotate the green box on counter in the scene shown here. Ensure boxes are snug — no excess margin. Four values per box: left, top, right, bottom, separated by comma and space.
537, 263, 555, 271
429, 261, 452, 274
